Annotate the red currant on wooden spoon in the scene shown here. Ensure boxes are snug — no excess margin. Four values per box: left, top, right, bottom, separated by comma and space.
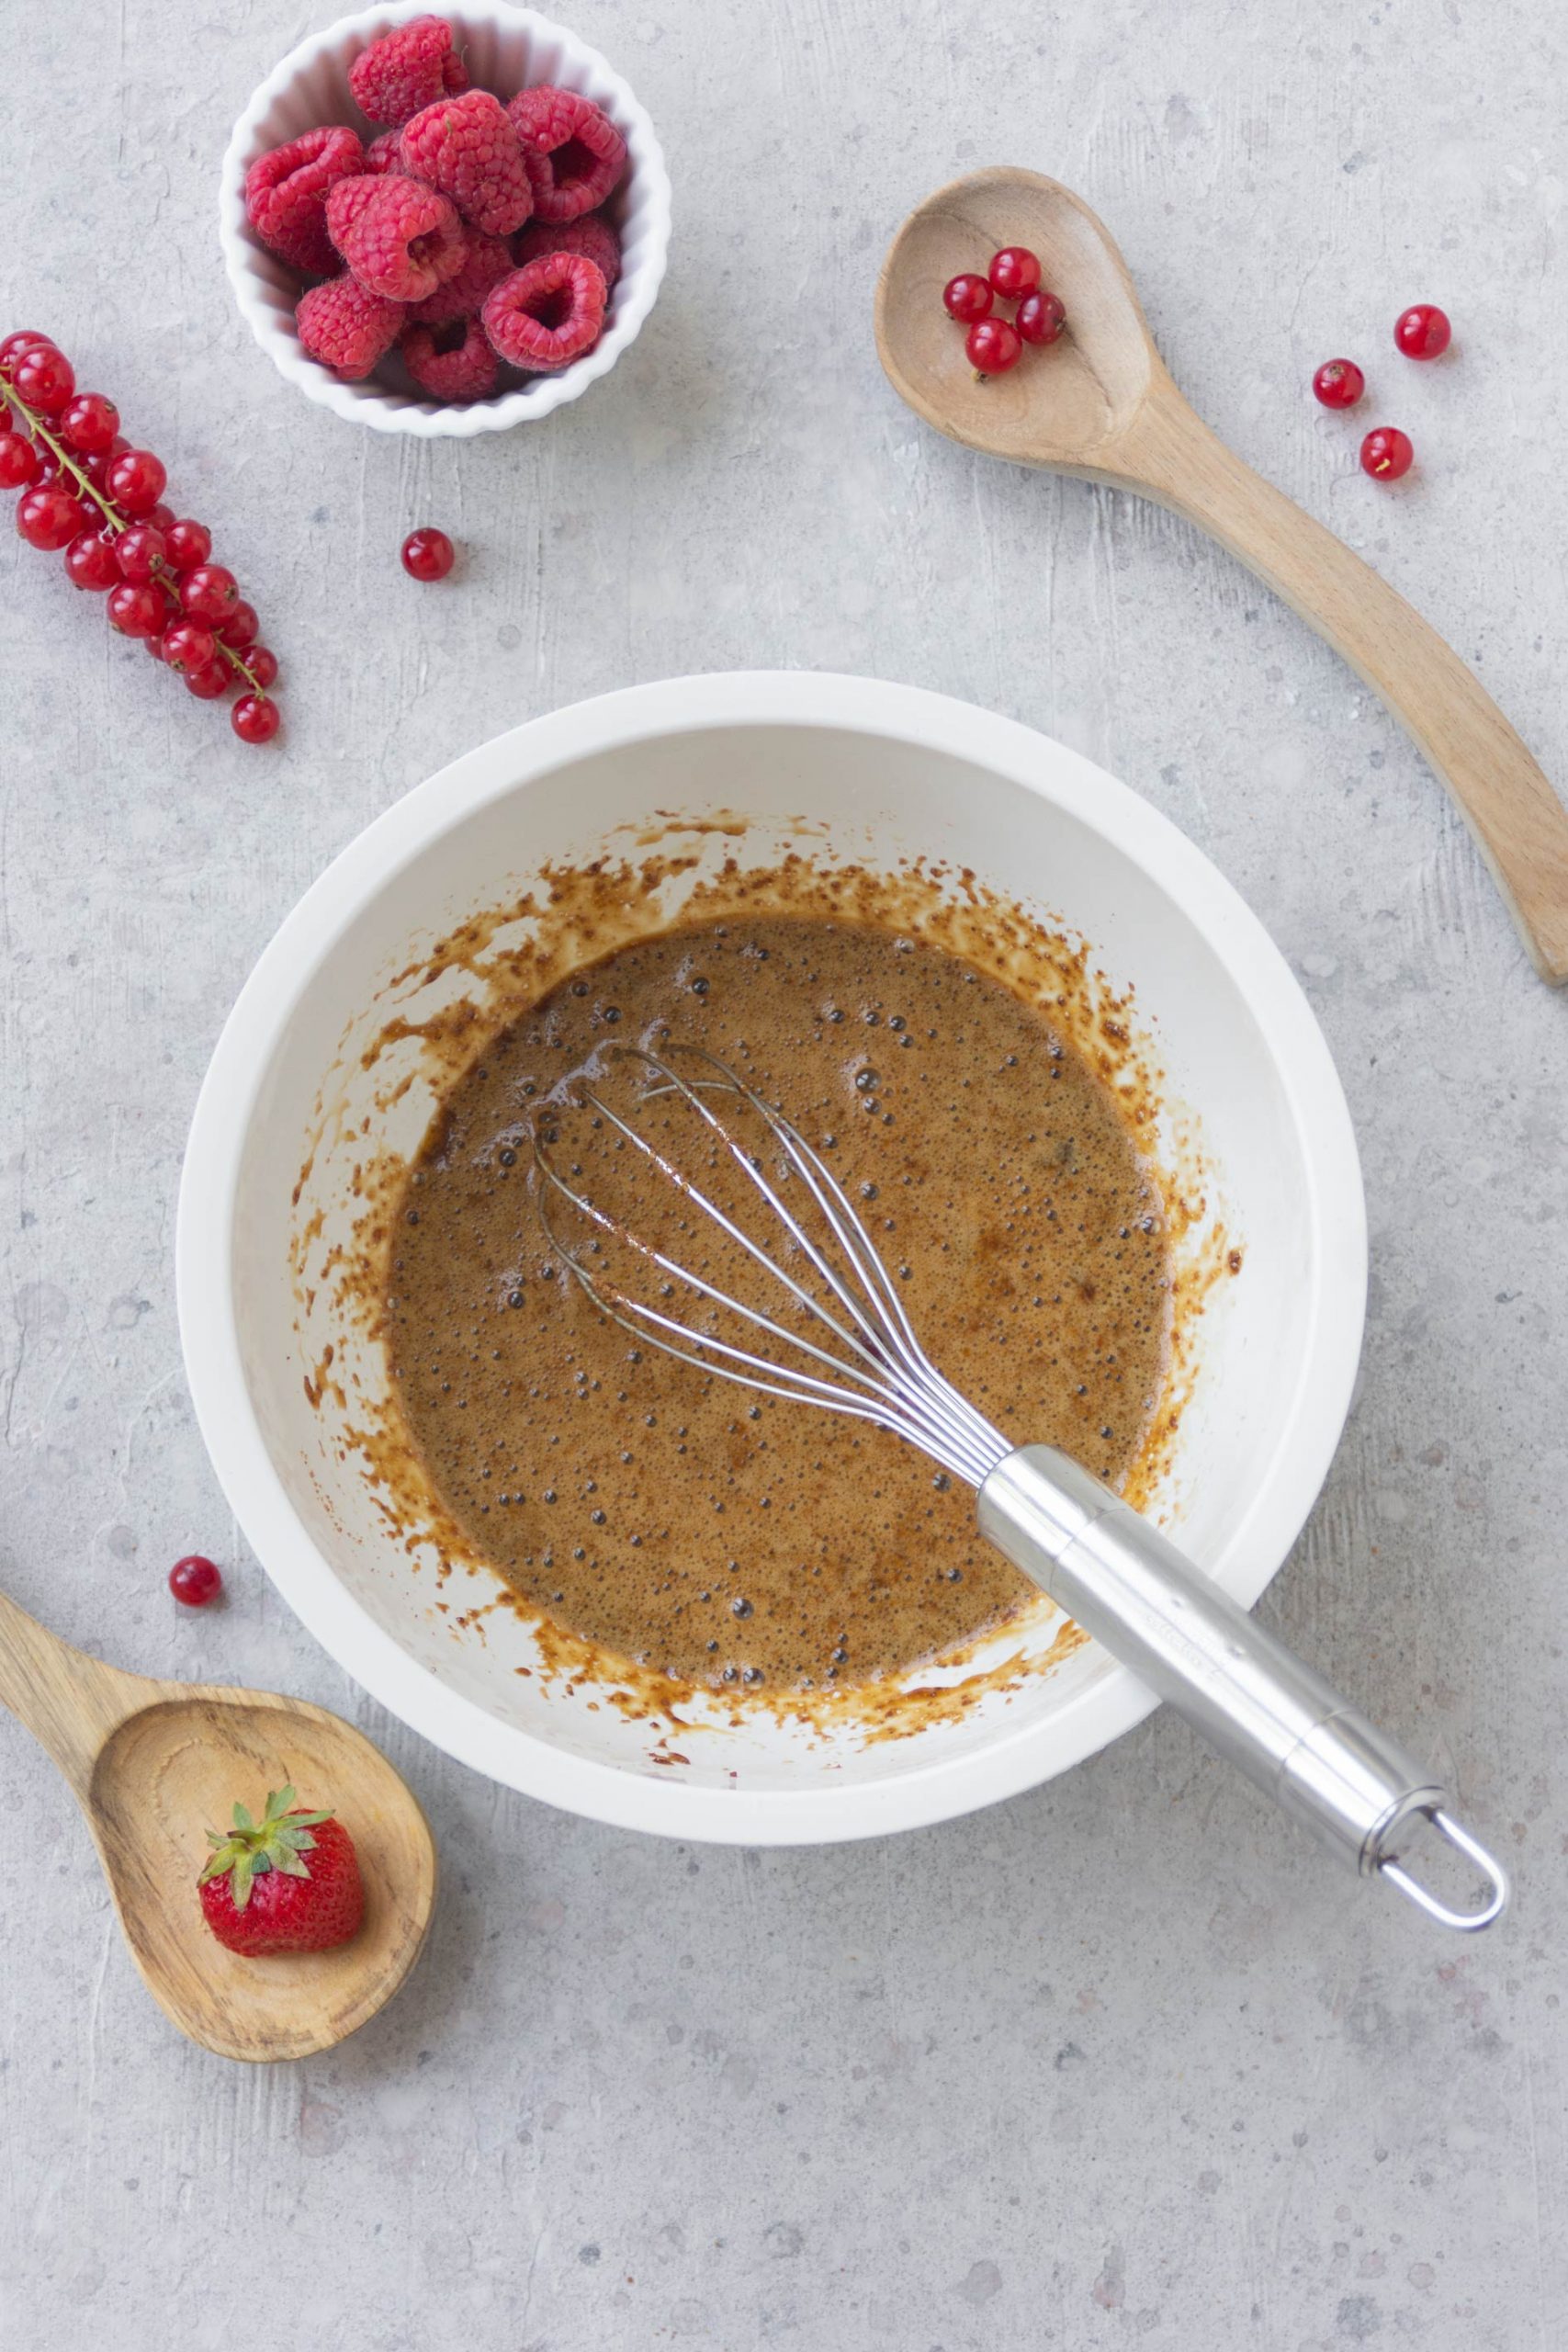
1016, 289, 1066, 346
988, 245, 1042, 299
942, 273, 994, 323
965, 316, 1023, 376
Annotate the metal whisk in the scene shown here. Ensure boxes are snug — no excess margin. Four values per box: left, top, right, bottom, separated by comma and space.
534, 1044, 1507, 1934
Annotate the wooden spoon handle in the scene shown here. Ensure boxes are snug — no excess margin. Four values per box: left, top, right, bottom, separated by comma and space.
0, 1586, 148, 1792
1134, 390, 1568, 983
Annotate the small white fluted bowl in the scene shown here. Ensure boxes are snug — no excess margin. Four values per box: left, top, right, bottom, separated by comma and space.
218, 0, 671, 435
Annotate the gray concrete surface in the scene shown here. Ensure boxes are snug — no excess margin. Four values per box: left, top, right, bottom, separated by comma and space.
3, 1, 1565, 2344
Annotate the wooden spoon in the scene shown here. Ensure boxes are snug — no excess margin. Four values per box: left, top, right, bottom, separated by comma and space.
0, 1585, 436, 2062
876, 167, 1568, 985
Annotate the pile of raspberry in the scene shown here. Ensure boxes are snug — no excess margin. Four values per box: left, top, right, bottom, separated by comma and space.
0, 333, 281, 743
245, 15, 627, 401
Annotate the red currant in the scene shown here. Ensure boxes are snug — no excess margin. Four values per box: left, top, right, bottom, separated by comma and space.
163, 517, 211, 569
107, 447, 167, 517
942, 273, 994, 323
147, 502, 176, 537
1393, 303, 1450, 360
0, 430, 40, 489
1016, 288, 1066, 345
17, 483, 84, 550
168, 1554, 222, 1607
83, 435, 129, 491
965, 316, 1022, 375
114, 524, 167, 584
400, 527, 455, 582
184, 656, 231, 700
161, 619, 219, 674
246, 645, 279, 690
1359, 425, 1414, 481
988, 246, 1042, 300
12, 344, 74, 413
0, 332, 55, 381
219, 600, 258, 650
57, 392, 119, 455
231, 694, 281, 744
107, 582, 164, 638
1312, 357, 1364, 409
64, 529, 119, 591
180, 562, 239, 621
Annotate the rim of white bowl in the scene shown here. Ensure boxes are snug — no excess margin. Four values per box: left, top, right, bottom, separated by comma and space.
177, 673, 1367, 1843
218, 0, 671, 436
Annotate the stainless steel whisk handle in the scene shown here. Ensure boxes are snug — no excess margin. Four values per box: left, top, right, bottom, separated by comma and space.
978, 1447, 1508, 1932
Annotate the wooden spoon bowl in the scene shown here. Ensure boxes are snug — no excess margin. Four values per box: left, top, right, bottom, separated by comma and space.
876, 166, 1568, 983
1, 1588, 436, 2063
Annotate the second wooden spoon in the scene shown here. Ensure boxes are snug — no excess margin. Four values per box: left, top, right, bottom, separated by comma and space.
0, 1584, 436, 2063
876, 166, 1568, 985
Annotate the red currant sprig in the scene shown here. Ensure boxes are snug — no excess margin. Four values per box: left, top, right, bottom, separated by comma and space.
0, 334, 282, 742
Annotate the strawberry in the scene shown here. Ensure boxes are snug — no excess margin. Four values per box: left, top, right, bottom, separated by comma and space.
197, 1785, 365, 1956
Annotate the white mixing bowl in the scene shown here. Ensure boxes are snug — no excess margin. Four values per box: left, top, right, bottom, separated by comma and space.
176, 673, 1365, 1842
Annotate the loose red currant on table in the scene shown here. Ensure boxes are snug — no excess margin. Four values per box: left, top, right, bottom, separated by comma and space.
12, 343, 74, 412
169, 1554, 222, 1607
0, 430, 39, 489
942, 272, 994, 323
232, 694, 281, 744
1312, 357, 1364, 409
1360, 425, 1414, 481
1016, 288, 1066, 346
57, 391, 119, 455
17, 483, 84, 549
114, 523, 167, 583
64, 530, 119, 591
107, 582, 165, 638
163, 516, 210, 569
106, 447, 167, 517
988, 245, 1042, 299
401, 526, 454, 582
965, 316, 1022, 375
179, 562, 240, 622
1394, 303, 1450, 359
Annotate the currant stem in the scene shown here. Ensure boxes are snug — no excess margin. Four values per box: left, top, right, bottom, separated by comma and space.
0, 380, 272, 703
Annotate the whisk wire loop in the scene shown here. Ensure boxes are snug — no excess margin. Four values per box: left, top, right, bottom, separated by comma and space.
532, 1045, 1011, 1487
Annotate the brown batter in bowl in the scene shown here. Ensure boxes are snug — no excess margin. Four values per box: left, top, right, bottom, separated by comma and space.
384, 913, 1171, 1692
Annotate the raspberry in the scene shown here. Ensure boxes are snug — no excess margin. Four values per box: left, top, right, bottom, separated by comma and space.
400, 90, 534, 237
402, 316, 499, 401
365, 129, 403, 175
296, 275, 402, 379
506, 88, 626, 223
482, 254, 606, 370
327, 173, 464, 301
513, 209, 622, 291
404, 223, 513, 324
348, 17, 467, 129
246, 126, 365, 275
